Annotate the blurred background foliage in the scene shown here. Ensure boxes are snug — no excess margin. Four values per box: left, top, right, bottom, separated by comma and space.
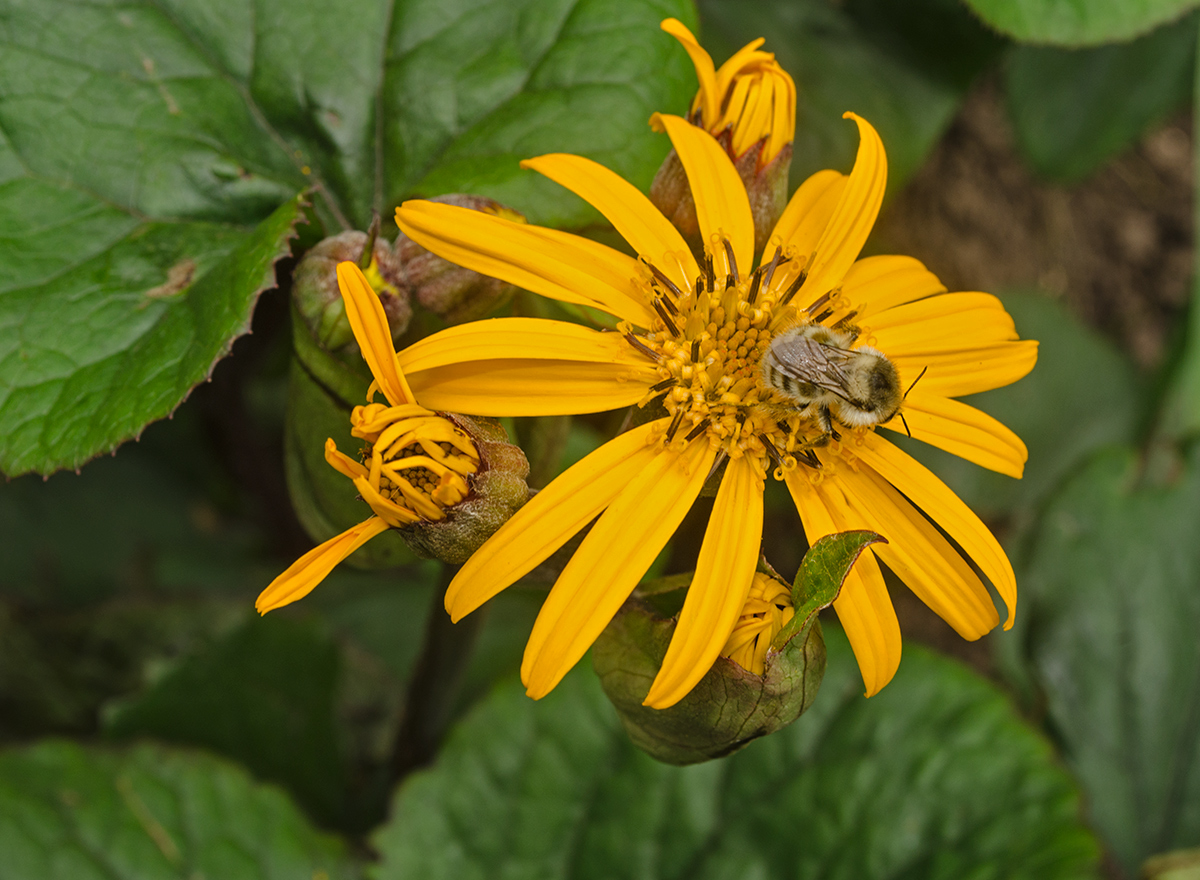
1, 0, 1199, 877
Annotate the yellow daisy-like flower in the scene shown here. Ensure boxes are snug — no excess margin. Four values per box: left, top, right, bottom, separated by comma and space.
393, 112, 1035, 708
257, 263, 480, 614
662, 17, 795, 168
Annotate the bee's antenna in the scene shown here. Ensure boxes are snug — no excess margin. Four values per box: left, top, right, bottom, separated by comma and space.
899, 412, 912, 438
904, 365, 929, 400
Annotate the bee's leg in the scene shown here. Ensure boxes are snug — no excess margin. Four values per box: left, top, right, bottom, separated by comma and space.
816, 404, 841, 442
833, 312, 861, 343
798, 448, 822, 469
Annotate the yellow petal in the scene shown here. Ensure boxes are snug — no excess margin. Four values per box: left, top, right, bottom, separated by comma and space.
713, 37, 769, 101
405, 363, 655, 417
661, 18, 719, 124
395, 200, 655, 326
829, 459, 1000, 639
521, 153, 699, 292
644, 455, 764, 708
324, 438, 368, 480
650, 113, 754, 279
841, 255, 947, 319
336, 263, 414, 406
886, 391, 1028, 477
869, 293, 1016, 346
854, 432, 1017, 628
444, 419, 668, 619
397, 318, 658, 415
889, 340, 1038, 398
788, 115, 887, 301
256, 517, 391, 614
769, 169, 846, 263
521, 437, 717, 698
765, 69, 797, 163
398, 318, 650, 371
785, 472, 900, 695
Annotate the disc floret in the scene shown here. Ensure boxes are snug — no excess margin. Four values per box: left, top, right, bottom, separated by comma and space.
629, 236, 861, 482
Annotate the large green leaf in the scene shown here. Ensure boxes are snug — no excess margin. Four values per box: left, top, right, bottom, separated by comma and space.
104, 615, 346, 827
1005, 14, 1195, 182
0, 0, 696, 476
1013, 445, 1200, 874
893, 292, 1143, 520
0, 192, 306, 477
0, 740, 357, 880
696, 0, 975, 194
372, 628, 1099, 879
961, 0, 1199, 46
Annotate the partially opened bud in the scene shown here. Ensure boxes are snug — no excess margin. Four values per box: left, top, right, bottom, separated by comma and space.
395, 195, 524, 323
292, 227, 411, 354
592, 569, 824, 765
593, 531, 884, 764
263, 262, 529, 613
652, 19, 795, 252
399, 413, 530, 564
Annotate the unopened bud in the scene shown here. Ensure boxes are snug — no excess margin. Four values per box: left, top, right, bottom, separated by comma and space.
653, 19, 795, 252
293, 229, 412, 353
592, 568, 824, 765
395, 195, 524, 324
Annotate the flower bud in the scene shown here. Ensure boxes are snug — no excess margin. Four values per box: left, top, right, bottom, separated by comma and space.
400, 413, 531, 564
263, 262, 530, 612
395, 195, 524, 324
292, 228, 411, 354
592, 569, 825, 765
652, 19, 795, 252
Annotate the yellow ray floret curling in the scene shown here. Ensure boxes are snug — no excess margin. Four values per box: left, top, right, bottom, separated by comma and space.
257, 264, 480, 615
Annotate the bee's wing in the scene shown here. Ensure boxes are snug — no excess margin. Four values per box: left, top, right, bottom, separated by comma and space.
768, 337, 857, 400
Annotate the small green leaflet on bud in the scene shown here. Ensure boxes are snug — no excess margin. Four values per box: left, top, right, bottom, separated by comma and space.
395, 195, 524, 324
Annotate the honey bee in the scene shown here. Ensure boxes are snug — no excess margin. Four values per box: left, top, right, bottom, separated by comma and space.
761, 324, 903, 442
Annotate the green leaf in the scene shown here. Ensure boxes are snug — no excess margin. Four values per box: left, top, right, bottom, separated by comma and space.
1012, 444, 1200, 875
386, 0, 699, 227
0, 193, 307, 477
772, 530, 883, 649
695, 0, 970, 193
0, 0, 697, 476
893, 291, 1143, 519
1005, 14, 1195, 182
372, 628, 1100, 879
0, 740, 356, 880
960, 0, 1199, 45
105, 615, 347, 828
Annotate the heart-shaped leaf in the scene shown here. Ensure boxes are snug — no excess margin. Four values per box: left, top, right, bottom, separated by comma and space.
1012, 445, 1200, 875
0, 0, 696, 476
0, 740, 356, 879
372, 627, 1099, 879
960, 0, 1199, 46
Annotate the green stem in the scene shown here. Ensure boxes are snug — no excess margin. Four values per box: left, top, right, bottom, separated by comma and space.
387, 563, 487, 784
